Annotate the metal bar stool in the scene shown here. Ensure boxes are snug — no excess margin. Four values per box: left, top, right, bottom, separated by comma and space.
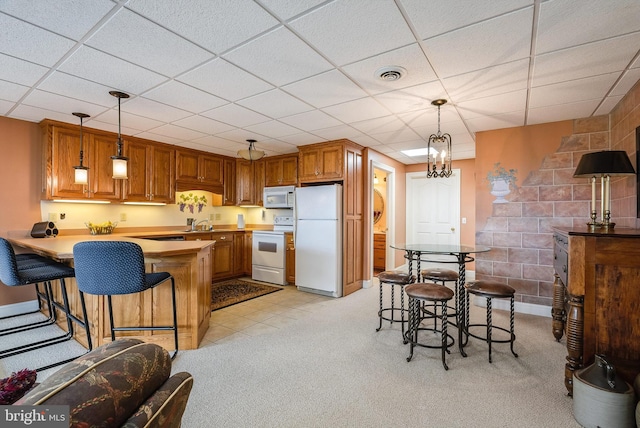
375, 271, 414, 336
73, 241, 179, 359
404, 282, 455, 370
464, 280, 518, 363
0, 238, 92, 370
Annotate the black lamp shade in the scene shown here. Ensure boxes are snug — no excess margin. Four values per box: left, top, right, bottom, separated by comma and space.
573, 150, 636, 177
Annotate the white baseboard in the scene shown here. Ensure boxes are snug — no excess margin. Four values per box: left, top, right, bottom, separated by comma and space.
362, 279, 373, 289
471, 295, 551, 318
0, 300, 39, 318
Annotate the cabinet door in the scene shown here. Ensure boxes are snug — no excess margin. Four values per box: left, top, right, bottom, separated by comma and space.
223, 158, 236, 206
236, 160, 254, 205
123, 141, 150, 202
175, 150, 200, 183
254, 160, 265, 206
200, 155, 223, 187
89, 133, 122, 200
243, 232, 252, 275
48, 126, 87, 199
211, 233, 234, 280
264, 158, 282, 187
265, 156, 298, 186
281, 156, 298, 185
233, 233, 245, 276
298, 148, 320, 182
319, 144, 343, 180
286, 233, 295, 284
150, 145, 175, 203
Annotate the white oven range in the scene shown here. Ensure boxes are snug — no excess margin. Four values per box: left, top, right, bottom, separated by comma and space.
251, 217, 293, 285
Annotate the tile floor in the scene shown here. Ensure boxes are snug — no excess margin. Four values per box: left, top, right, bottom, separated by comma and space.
201, 283, 334, 346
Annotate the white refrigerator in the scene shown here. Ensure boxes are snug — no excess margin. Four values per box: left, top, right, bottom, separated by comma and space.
294, 184, 342, 297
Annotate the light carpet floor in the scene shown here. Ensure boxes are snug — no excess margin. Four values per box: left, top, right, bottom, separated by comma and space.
1, 285, 580, 427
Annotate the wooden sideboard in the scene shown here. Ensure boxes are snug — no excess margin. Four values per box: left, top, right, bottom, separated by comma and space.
552, 227, 640, 396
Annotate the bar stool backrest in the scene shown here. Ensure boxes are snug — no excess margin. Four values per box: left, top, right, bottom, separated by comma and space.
0, 238, 22, 286
73, 241, 147, 295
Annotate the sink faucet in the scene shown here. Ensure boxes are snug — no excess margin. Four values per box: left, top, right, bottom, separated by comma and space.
194, 219, 209, 231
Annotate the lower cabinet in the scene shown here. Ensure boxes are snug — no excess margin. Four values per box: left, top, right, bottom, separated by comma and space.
373, 233, 386, 270
285, 232, 295, 285
243, 231, 252, 275
211, 231, 245, 281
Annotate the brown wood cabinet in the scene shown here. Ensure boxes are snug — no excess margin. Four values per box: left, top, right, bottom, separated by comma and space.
223, 158, 236, 206
211, 231, 235, 281
298, 142, 344, 183
243, 231, 252, 275
41, 120, 122, 201
552, 227, 640, 395
123, 140, 175, 203
285, 232, 295, 284
176, 150, 224, 193
373, 233, 386, 270
236, 159, 265, 206
265, 154, 298, 187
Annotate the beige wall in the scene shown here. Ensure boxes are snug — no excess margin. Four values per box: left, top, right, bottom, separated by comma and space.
0, 117, 43, 305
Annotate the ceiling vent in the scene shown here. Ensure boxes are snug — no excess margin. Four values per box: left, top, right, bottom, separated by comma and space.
375, 66, 406, 81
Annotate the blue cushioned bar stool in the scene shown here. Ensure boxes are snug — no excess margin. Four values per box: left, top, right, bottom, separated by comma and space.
404, 282, 455, 370
375, 271, 414, 336
0, 238, 92, 370
73, 241, 179, 359
464, 280, 518, 363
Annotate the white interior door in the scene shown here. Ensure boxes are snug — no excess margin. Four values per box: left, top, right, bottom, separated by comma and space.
406, 170, 460, 262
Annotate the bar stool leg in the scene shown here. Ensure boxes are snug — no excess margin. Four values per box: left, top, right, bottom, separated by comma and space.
510, 296, 518, 358
406, 297, 417, 362
487, 297, 493, 363
441, 303, 449, 370
390, 284, 395, 325
400, 286, 405, 336
376, 280, 384, 332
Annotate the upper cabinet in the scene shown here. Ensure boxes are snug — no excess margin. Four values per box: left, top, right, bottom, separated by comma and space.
236, 159, 265, 206
265, 154, 298, 187
123, 140, 175, 204
175, 150, 224, 193
222, 158, 236, 206
41, 120, 122, 201
298, 142, 343, 183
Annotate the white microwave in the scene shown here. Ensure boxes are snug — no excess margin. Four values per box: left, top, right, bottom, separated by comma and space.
263, 186, 295, 209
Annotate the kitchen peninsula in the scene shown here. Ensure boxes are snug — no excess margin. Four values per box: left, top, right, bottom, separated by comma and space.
9, 234, 214, 351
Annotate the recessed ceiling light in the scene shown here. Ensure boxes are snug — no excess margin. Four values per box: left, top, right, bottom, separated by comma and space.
375, 66, 406, 81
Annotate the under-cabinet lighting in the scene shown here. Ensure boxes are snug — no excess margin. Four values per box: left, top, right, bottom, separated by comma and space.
122, 202, 167, 206
52, 199, 111, 204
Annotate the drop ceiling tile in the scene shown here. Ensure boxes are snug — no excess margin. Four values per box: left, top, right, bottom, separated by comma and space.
257, 0, 326, 20
201, 103, 270, 128
148, 124, 207, 141
279, 109, 343, 131
0, 0, 115, 40
290, 1, 415, 66
457, 90, 527, 119
532, 33, 640, 87
58, 46, 167, 94
0, 100, 14, 115
400, 0, 532, 39
37, 72, 116, 106
374, 81, 447, 114
135, 131, 183, 145
311, 124, 363, 140
143, 81, 227, 114
278, 133, 326, 146
244, 120, 301, 138
126, 0, 279, 54
282, 70, 368, 108
529, 74, 620, 108
0, 80, 29, 102
9, 104, 77, 123
321, 97, 390, 123
21, 90, 108, 117
342, 44, 437, 94
237, 89, 313, 119
594, 96, 624, 116
192, 135, 240, 150
224, 27, 332, 86
0, 13, 75, 67
369, 127, 422, 144
91, 109, 164, 132
527, 100, 600, 125
350, 116, 408, 134
0, 54, 49, 86
611, 68, 640, 97
464, 110, 526, 132
408, 120, 471, 140
536, 0, 640, 54
83, 119, 140, 136
172, 115, 235, 135
178, 58, 273, 102
422, 7, 533, 78
216, 128, 267, 143
256, 139, 298, 154
397, 107, 461, 130
387, 139, 428, 152
120, 97, 192, 122
443, 59, 530, 101
85, 9, 212, 77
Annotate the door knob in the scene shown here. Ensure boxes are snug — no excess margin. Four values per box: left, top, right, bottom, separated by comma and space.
451, 227, 455, 232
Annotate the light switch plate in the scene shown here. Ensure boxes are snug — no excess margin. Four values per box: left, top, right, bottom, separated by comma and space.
48, 212, 58, 221
120, 213, 127, 222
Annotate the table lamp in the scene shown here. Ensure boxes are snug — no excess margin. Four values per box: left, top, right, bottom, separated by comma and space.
573, 150, 636, 230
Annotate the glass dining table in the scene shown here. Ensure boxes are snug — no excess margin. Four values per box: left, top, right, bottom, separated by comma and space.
389, 243, 491, 356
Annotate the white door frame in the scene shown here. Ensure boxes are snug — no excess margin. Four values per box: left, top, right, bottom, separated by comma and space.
369, 161, 395, 282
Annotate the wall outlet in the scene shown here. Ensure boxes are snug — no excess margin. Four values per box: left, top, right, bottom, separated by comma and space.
209, 213, 215, 221
48, 212, 58, 221
120, 213, 127, 222
215, 213, 221, 221
60, 213, 66, 220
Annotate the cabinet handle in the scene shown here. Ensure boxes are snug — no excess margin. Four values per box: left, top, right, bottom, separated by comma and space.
220, 236, 226, 240
315, 170, 319, 176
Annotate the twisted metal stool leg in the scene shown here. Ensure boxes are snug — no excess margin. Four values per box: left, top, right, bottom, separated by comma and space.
400, 285, 405, 336
406, 297, 417, 362
441, 302, 449, 370
390, 284, 395, 325
376, 281, 383, 332
487, 297, 493, 363
510, 296, 518, 358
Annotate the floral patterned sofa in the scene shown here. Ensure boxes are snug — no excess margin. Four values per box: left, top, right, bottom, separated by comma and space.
16, 339, 193, 428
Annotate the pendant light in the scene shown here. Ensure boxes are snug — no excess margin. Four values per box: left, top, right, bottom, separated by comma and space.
109, 90, 129, 179
238, 139, 265, 161
426, 99, 453, 178
72, 112, 90, 185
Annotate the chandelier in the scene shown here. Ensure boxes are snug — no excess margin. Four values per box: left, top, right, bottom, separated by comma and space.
238, 139, 265, 161
426, 99, 452, 178
109, 90, 129, 179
